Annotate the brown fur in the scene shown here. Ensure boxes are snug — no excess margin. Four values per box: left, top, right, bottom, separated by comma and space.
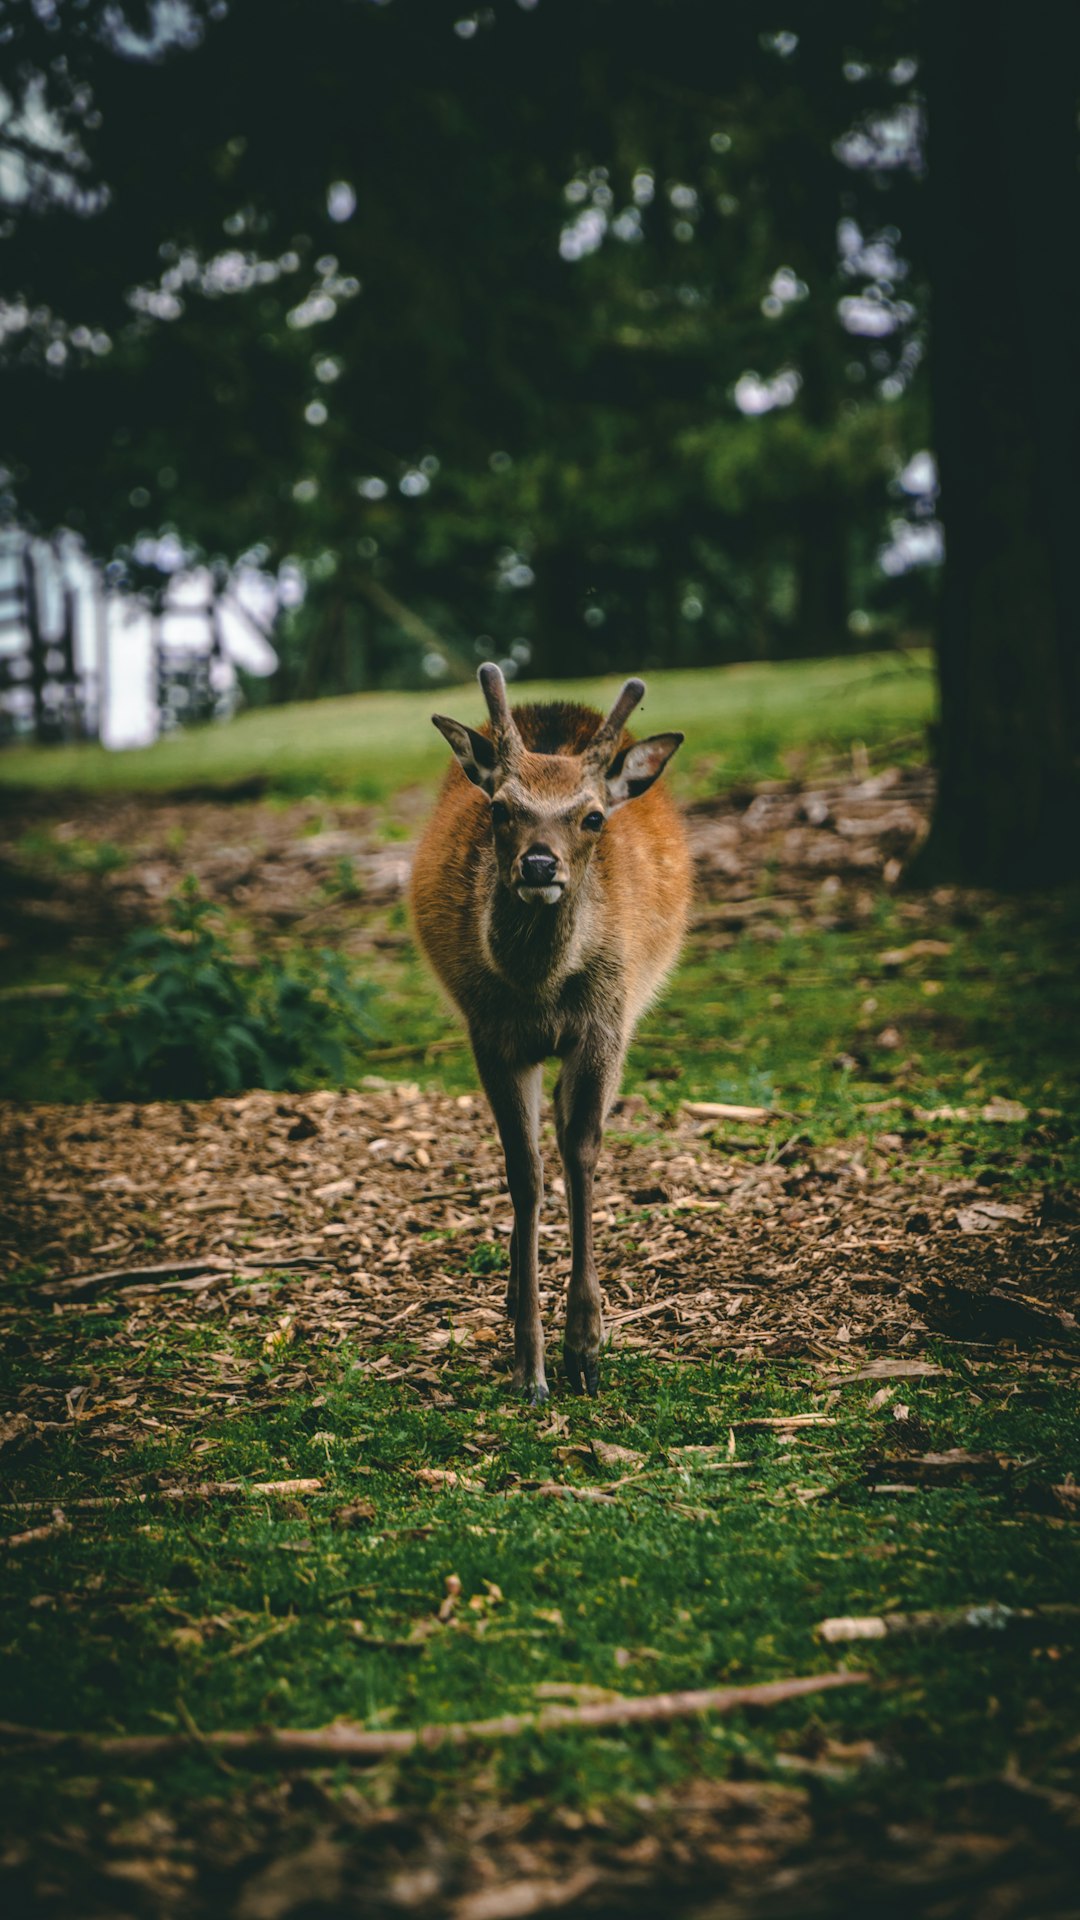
410, 686, 691, 1401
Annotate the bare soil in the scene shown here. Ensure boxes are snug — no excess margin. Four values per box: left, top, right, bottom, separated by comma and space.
0, 763, 934, 967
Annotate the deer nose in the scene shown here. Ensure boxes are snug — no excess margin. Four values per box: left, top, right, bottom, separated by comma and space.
520, 847, 559, 886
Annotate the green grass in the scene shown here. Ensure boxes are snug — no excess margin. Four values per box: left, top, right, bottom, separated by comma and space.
2, 1324, 1078, 1827
351, 891, 1080, 1177
0, 651, 934, 801
3, 887, 1078, 1187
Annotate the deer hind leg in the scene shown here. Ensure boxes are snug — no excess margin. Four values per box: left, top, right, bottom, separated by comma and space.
474, 1050, 547, 1405
506, 1224, 519, 1323
555, 1041, 622, 1397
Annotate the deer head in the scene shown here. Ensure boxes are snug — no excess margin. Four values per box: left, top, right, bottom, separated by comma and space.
432, 664, 683, 906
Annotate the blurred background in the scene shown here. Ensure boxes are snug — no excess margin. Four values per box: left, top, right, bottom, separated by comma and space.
1, 0, 944, 730
2, 0, 1074, 885
0, 0, 1077, 1108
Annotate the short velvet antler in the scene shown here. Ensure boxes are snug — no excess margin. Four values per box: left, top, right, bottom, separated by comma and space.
477, 661, 523, 769
584, 677, 645, 769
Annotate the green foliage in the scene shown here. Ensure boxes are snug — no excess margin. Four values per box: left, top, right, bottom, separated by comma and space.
0, 0, 933, 694
468, 1240, 509, 1277
15, 829, 128, 876
67, 880, 377, 1100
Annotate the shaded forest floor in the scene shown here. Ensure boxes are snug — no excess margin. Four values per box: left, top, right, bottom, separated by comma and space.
2, 738, 1080, 1918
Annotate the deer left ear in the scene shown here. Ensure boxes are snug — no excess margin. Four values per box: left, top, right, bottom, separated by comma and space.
432, 715, 499, 794
604, 732, 684, 809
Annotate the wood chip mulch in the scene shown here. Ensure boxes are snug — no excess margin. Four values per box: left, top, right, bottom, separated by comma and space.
2, 1084, 1077, 1434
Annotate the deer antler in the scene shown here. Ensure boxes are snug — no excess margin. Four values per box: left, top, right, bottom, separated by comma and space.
477, 662, 523, 768
585, 677, 645, 768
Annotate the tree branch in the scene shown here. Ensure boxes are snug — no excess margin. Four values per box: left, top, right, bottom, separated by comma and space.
0, 1670, 868, 1768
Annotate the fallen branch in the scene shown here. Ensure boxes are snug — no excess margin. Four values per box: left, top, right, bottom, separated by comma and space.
1, 1508, 68, 1550
367, 1037, 465, 1061
609, 1299, 673, 1328
818, 1602, 1080, 1645
0, 1669, 868, 1768
819, 1359, 948, 1387
4, 1479, 324, 1511
38, 1257, 329, 1300
681, 1100, 781, 1124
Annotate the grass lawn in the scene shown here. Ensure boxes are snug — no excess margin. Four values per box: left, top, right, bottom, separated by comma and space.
0, 650, 934, 802
3, 1340, 1078, 1810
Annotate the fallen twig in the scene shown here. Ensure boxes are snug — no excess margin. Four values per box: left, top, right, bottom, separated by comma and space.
0, 1669, 868, 1768
524, 1481, 615, 1503
39, 1259, 222, 1298
819, 1359, 948, 1387
4, 1479, 324, 1511
609, 1299, 673, 1328
1, 1507, 67, 1550
818, 1602, 1080, 1644
38, 1258, 329, 1300
681, 1100, 782, 1124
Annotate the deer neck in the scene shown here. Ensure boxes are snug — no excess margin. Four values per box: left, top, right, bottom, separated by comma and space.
483, 871, 597, 993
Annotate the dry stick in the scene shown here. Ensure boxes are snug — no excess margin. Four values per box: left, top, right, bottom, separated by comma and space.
609, 1299, 673, 1328
4, 1479, 324, 1512
681, 1101, 779, 1124
0, 1669, 868, 1769
39, 1257, 330, 1300
1, 1509, 68, 1550
818, 1603, 1080, 1645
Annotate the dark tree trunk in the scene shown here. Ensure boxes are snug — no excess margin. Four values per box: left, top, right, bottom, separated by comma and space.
23, 542, 47, 745
299, 593, 348, 698
532, 545, 584, 679
918, 4, 1080, 885
795, 496, 848, 658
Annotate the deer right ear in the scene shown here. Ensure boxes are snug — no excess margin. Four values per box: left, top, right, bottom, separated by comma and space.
432, 715, 499, 794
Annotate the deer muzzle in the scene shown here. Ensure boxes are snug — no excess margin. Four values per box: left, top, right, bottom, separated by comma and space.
514, 846, 565, 905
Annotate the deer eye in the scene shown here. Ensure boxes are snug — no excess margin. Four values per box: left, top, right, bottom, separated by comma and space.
490, 800, 510, 828
582, 810, 605, 833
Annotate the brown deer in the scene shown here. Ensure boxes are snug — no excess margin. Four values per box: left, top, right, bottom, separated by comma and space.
410, 664, 690, 1403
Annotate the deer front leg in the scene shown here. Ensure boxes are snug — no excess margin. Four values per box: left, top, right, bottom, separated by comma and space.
474, 1048, 547, 1405
555, 1042, 622, 1397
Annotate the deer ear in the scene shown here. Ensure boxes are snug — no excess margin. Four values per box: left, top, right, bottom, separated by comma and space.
432, 715, 499, 794
604, 732, 684, 809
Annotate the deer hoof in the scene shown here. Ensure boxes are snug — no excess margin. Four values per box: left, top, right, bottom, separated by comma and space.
512, 1364, 549, 1406
564, 1348, 600, 1398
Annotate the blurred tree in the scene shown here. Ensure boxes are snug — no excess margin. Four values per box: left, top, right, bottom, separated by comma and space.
0, 0, 928, 691
17, 2, 1070, 892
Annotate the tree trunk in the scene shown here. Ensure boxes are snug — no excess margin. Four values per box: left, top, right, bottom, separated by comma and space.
795, 497, 848, 657
532, 545, 584, 679
918, 4, 1080, 885
23, 541, 47, 744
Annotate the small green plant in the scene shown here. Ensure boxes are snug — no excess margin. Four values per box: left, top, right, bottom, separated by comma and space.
321, 854, 363, 901
468, 1240, 508, 1276
18, 829, 128, 875
68, 879, 379, 1099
